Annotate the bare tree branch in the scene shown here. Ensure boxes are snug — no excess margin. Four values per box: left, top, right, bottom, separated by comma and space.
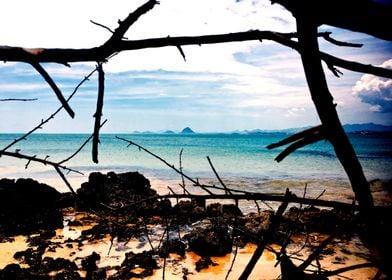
1, 31, 391, 79
92, 63, 105, 163
30, 62, 75, 118
0, 150, 82, 175
0, 98, 37, 102
320, 32, 363, 48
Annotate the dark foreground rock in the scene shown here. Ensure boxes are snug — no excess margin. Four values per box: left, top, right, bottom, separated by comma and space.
0, 178, 63, 235
76, 171, 172, 218
185, 217, 233, 256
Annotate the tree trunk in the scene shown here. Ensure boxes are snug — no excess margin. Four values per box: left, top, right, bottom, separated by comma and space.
296, 17, 374, 215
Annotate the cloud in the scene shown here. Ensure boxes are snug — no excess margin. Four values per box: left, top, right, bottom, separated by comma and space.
352, 59, 392, 113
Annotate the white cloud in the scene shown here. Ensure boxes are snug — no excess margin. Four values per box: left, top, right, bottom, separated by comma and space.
352, 59, 392, 113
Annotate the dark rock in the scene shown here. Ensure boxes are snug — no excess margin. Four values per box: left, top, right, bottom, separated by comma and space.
81, 252, 100, 271
76, 172, 167, 217
109, 251, 158, 279
0, 178, 63, 235
282, 206, 353, 233
185, 217, 232, 256
55, 269, 82, 280
241, 211, 274, 238
0, 264, 29, 280
195, 256, 217, 272
206, 203, 243, 219
159, 239, 187, 258
172, 200, 205, 223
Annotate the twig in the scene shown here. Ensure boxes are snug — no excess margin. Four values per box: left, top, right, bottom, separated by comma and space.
54, 165, 76, 195
320, 32, 363, 48
207, 156, 232, 195
58, 119, 107, 165
30, 62, 74, 118
322, 263, 376, 277
117, 136, 219, 195
92, 63, 105, 163
0, 98, 37, 102
90, 20, 115, 34
179, 148, 186, 193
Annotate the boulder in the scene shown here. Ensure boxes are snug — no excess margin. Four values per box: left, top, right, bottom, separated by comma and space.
0, 178, 63, 235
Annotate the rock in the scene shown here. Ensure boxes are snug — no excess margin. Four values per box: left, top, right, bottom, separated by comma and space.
0, 178, 63, 235
206, 203, 243, 219
241, 211, 274, 238
195, 256, 217, 272
159, 239, 187, 258
76, 172, 167, 217
172, 200, 205, 223
110, 251, 159, 279
185, 217, 232, 256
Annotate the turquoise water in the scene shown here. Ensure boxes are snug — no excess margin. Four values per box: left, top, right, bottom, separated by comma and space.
0, 133, 391, 198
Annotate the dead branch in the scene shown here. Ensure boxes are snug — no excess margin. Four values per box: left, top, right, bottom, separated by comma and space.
161, 192, 358, 210
239, 188, 291, 279
296, 16, 374, 214
1, 31, 391, 79
0, 98, 37, 102
90, 20, 115, 35
92, 63, 105, 163
267, 125, 326, 162
30, 62, 74, 118
320, 32, 363, 48
1, 66, 98, 152
58, 119, 107, 165
206, 156, 232, 195
322, 263, 376, 278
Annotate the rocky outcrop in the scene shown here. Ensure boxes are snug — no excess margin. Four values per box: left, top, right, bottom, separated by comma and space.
0, 178, 63, 235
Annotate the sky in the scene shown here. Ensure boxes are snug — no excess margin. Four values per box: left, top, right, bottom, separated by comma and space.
0, 0, 391, 133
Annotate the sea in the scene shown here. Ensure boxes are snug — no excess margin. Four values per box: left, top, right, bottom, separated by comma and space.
0, 132, 391, 209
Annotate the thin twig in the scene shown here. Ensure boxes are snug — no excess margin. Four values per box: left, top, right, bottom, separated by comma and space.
207, 156, 232, 195
59, 120, 107, 165
90, 20, 115, 34
0, 98, 38, 102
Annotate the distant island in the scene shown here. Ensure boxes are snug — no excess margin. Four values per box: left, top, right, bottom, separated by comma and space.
130, 123, 391, 135
180, 127, 195, 134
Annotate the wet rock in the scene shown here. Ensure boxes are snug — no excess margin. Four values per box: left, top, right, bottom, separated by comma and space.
159, 239, 187, 258
185, 217, 232, 256
172, 200, 205, 223
206, 203, 243, 219
241, 211, 274, 238
282, 206, 353, 233
0, 178, 63, 235
109, 251, 159, 279
195, 256, 217, 272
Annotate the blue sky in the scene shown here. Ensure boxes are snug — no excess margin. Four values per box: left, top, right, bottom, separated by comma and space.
0, 0, 391, 133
